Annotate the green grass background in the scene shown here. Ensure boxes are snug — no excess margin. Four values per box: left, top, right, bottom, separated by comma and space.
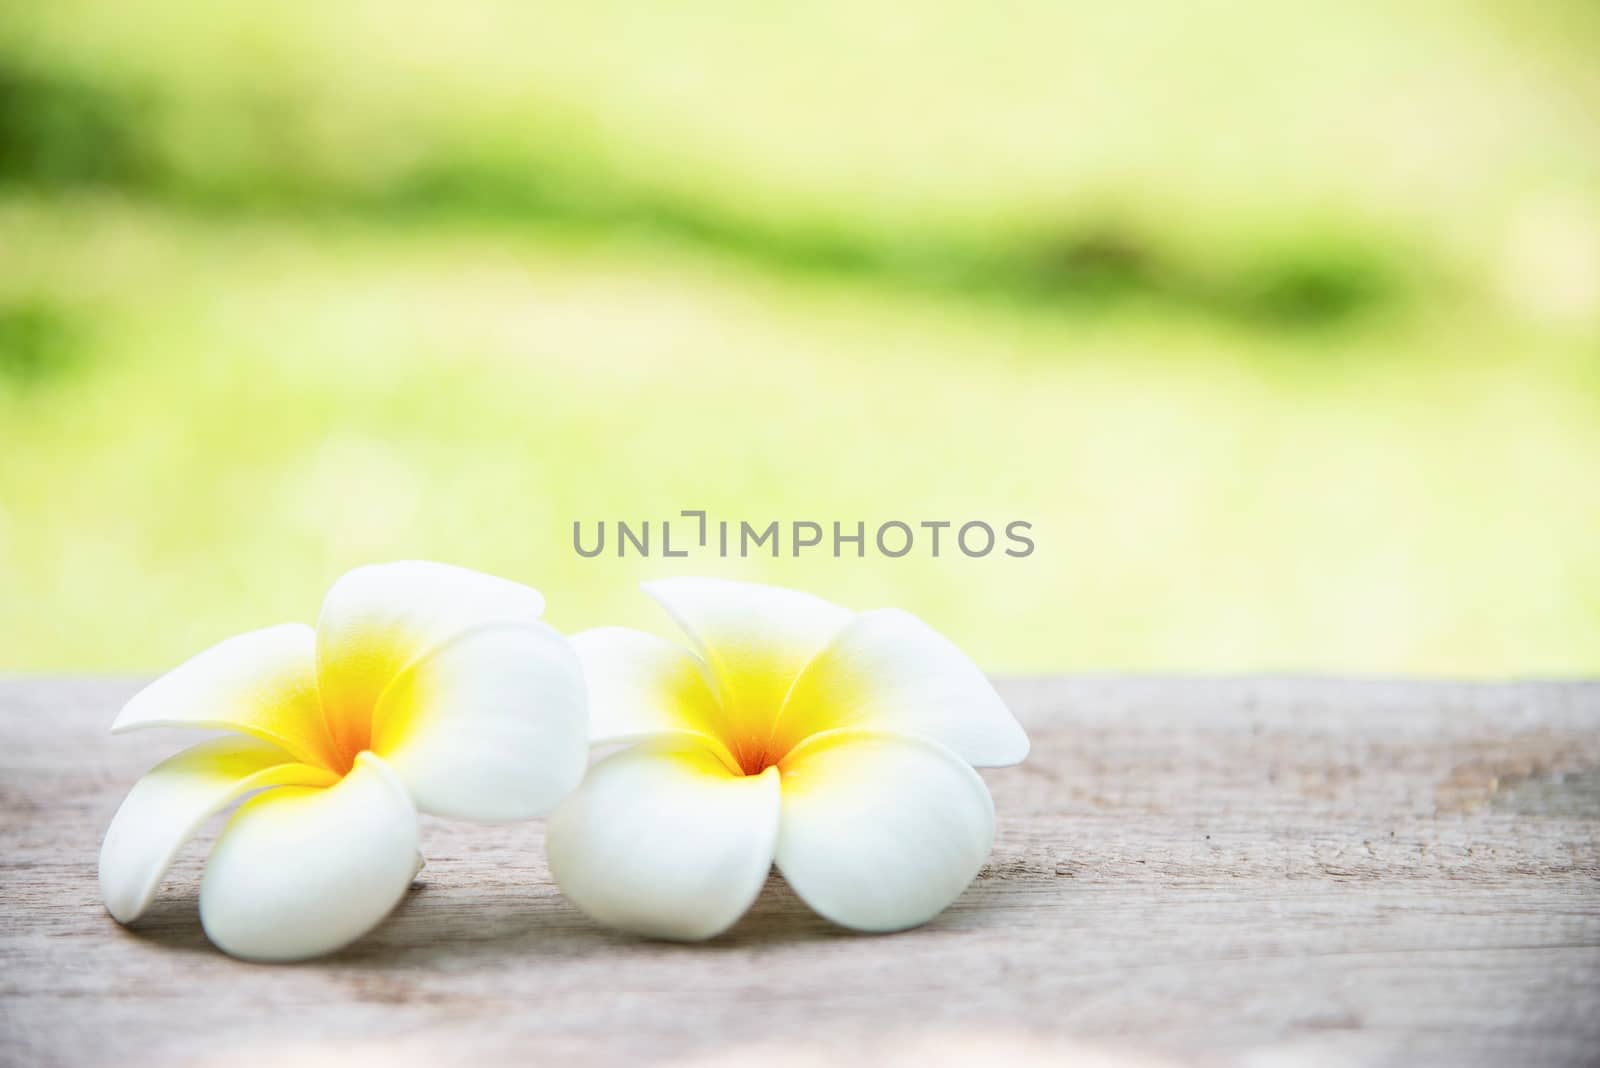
2, 1, 1598, 674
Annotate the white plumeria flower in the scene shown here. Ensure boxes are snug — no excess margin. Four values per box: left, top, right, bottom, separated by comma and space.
99, 561, 588, 962
547, 577, 1028, 940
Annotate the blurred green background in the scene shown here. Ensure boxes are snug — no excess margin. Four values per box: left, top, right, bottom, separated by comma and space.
2, 1, 1598, 675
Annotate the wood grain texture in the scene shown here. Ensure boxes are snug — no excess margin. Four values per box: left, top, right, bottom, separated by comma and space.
1, 677, 1596, 1068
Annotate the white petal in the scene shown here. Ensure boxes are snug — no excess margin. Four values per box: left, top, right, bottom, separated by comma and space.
570, 626, 727, 748
99, 738, 338, 924
199, 752, 419, 962
112, 624, 338, 769
779, 608, 1029, 767
315, 561, 546, 761
775, 729, 995, 932
642, 577, 850, 767
372, 621, 589, 821
546, 738, 780, 941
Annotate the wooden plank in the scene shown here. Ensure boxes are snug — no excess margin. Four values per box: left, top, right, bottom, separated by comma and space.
1, 677, 1596, 1067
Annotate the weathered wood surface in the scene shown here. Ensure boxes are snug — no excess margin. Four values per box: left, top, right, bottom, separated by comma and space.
1, 677, 1596, 1068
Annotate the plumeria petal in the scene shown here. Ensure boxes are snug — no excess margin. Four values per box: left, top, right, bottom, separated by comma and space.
776, 608, 1029, 767
112, 624, 339, 770
315, 561, 546, 765
775, 729, 995, 932
199, 752, 419, 962
99, 738, 339, 924
372, 621, 589, 821
571, 627, 731, 754
546, 738, 781, 941
643, 577, 850, 772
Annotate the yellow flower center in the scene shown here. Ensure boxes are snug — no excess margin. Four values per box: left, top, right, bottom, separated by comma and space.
645, 635, 853, 778
705, 679, 846, 778
320, 696, 373, 777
